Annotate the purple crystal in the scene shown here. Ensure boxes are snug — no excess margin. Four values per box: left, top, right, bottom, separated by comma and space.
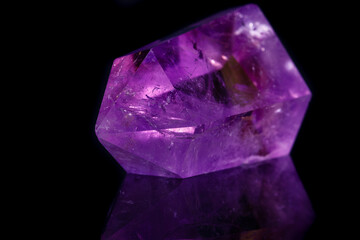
101, 156, 314, 240
95, 4, 311, 178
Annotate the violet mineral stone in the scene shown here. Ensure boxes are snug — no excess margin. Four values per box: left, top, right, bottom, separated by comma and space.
101, 156, 314, 240
95, 4, 311, 178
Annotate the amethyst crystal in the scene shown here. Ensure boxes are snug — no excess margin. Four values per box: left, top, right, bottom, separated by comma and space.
95, 4, 311, 178
101, 156, 314, 240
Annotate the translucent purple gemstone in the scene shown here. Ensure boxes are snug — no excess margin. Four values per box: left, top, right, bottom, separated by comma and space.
101, 156, 314, 240
95, 4, 311, 178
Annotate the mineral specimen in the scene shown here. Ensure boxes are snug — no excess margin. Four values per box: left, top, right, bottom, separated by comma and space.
95, 4, 311, 178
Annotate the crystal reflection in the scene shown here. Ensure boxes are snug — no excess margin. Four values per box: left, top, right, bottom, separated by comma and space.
102, 156, 314, 240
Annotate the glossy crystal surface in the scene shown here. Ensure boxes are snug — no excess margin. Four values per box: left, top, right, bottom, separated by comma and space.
95, 4, 311, 178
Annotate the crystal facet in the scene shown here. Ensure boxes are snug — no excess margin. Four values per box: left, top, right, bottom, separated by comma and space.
95, 4, 311, 178
101, 156, 314, 240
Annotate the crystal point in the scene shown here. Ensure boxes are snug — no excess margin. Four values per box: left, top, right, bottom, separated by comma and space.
95, 4, 311, 178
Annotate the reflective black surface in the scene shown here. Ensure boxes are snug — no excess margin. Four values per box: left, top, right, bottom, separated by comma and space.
36, 0, 350, 239
102, 156, 314, 240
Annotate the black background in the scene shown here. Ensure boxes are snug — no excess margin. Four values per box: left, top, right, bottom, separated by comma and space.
19, 0, 354, 239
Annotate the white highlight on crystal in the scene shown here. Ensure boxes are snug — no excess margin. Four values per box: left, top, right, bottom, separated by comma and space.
234, 21, 273, 39
128, 105, 146, 115
168, 116, 186, 121
209, 59, 223, 68
137, 127, 196, 139
166, 126, 195, 134
249, 22, 273, 38
289, 89, 300, 98
234, 27, 245, 36
285, 61, 295, 71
